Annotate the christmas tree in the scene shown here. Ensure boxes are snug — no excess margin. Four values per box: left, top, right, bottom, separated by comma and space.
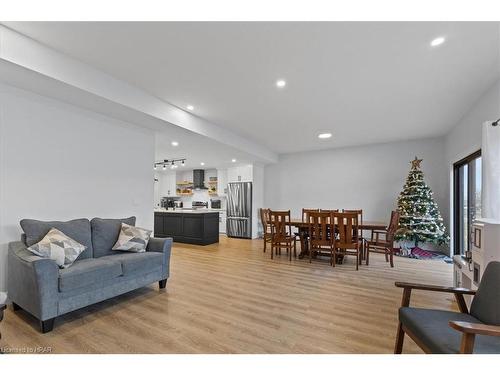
394, 157, 449, 246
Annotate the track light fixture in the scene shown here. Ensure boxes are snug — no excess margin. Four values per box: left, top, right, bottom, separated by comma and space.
154, 158, 187, 170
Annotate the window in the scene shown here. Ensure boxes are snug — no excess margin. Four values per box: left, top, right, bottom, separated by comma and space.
453, 150, 482, 255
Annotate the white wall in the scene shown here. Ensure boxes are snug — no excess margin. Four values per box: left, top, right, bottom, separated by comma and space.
445, 80, 500, 164
0, 83, 155, 292
264, 137, 448, 227
444, 80, 500, 252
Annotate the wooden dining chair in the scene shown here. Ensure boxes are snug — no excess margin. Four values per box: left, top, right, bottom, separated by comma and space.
302, 208, 320, 221
343, 209, 364, 264
307, 211, 334, 264
332, 211, 362, 270
269, 210, 297, 261
260, 208, 272, 253
295, 208, 320, 250
365, 210, 400, 268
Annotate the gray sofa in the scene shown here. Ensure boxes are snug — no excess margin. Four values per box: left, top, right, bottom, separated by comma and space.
7, 216, 172, 333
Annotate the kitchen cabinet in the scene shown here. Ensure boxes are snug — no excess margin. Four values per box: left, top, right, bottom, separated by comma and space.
219, 211, 227, 234
154, 211, 219, 245
216, 168, 228, 196
227, 165, 253, 183
160, 171, 177, 197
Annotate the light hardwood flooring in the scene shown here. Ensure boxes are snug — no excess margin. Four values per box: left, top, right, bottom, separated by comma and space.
1, 236, 454, 353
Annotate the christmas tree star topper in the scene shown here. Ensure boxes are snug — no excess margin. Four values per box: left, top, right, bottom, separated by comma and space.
411, 156, 423, 170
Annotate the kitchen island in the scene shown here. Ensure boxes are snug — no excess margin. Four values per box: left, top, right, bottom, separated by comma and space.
154, 209, 220, 245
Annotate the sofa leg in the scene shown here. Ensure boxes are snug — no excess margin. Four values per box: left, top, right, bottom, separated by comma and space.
40, 318, 55, 334
159, 279, 167, 289
394, 323, 405, 354
12, 302, 22, 311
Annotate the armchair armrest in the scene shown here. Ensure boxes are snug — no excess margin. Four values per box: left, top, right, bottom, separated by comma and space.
7, 241, 59, 320
395, 282, 476, 313
449, 321, 500, 337
395, 282, 476, 295
449, 321, 500, 354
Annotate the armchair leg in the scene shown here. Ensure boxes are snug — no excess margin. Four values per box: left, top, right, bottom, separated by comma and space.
365, 244, 370, 265
460, 333, 475, 354
389, 249, 394, 268
159, 279, 167, 289
394, 323, 405, 354
40, 318, 55, 333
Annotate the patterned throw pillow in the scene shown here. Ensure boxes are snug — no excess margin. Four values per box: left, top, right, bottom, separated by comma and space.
27, 228, 86, 268
112, 223, 152, 252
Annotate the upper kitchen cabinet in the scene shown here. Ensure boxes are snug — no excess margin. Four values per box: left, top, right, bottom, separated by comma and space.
216, 168, 228, 196
227, 165, 253, 183
157, 171, 177, 197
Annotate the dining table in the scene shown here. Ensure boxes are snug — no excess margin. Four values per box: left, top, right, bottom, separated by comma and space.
288, 219, 387, 259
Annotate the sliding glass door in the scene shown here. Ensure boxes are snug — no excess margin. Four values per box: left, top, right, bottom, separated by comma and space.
453, 150, 482, 255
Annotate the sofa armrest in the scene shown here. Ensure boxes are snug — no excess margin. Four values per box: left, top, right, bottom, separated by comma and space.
7, 241, 59, 320
146, 237, 172, 279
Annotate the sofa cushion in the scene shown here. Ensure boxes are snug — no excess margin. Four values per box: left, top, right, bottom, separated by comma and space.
90, 217, 136, 258
21, 218, 93, 260
112, 223, 152, 253
399, 307, 500, 354
100, 252, 163, 276
58, 258, 123, 293
28, 228, 86, 268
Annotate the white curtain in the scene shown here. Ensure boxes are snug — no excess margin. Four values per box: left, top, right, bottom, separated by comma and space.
482, 121, 500, 220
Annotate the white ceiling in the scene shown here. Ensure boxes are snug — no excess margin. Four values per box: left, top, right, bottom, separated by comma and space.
154, 124, 261, 170
4, 22, 500, 155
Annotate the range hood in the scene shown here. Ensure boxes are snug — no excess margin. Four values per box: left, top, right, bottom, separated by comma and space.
193, 169, 208, 190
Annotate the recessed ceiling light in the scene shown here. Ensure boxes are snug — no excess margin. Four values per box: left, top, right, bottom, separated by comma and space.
231, 159, 237, 163
200, 162, 205, 166
318, 133, 332, 139
186, 105, 194, 111
171, 141, 179, 147
276, 80, 286, 88
430, 37, 445, 47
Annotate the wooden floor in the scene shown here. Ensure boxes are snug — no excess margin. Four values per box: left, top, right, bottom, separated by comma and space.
1, 236, 454, 353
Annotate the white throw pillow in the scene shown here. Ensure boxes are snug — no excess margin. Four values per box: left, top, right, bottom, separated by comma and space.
27, 228, 86, 268
112, 223, 152, 252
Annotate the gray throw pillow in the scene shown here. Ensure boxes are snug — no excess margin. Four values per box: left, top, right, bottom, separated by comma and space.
112, 223, 152, 252
27, 228, 86, 268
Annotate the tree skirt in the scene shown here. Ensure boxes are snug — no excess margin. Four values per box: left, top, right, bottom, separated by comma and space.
394, 247, 452, 263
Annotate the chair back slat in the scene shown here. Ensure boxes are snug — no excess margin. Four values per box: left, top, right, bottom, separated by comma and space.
302, 208, 319, 223
260, 208, 270, 227
334, 212, 359, 248
269, 210, 291, 242
308, 211, 332, 247
343, 209, 363, 240
386, 210, 400, 243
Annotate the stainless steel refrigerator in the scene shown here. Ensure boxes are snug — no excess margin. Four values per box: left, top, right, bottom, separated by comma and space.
226, 182, 252, 238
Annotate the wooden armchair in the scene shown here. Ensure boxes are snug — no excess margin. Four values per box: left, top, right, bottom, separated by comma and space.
307, 211, 334, 264
394, 261, 500, 354
269, 210, 297, 261
366, 210, 399, 267
260, 208, 271, 253
332, 212, 362, 270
